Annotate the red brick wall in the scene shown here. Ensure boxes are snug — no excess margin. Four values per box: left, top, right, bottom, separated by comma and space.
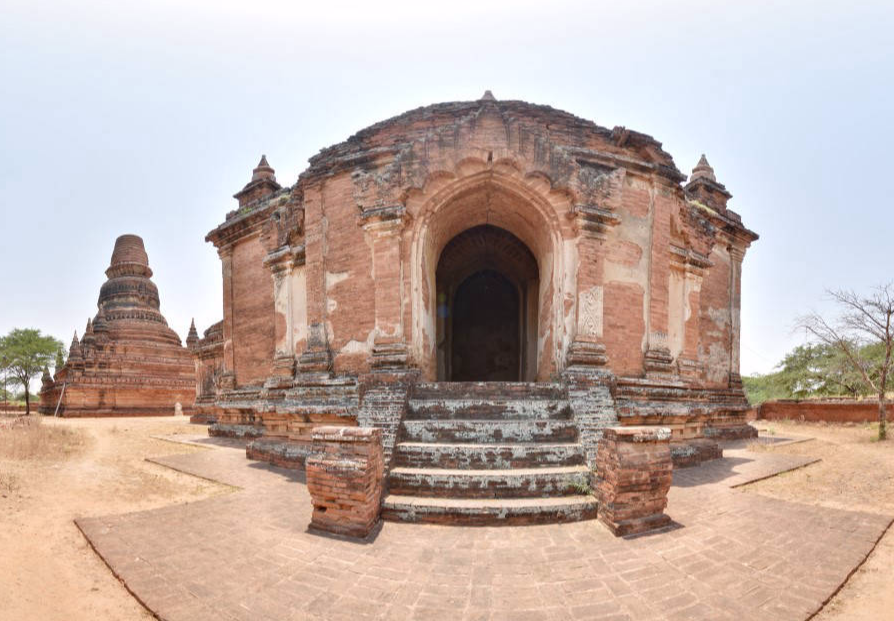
758, 400, 894, 423
602, 281, 646, 376
322, 177, 376, 375
698, 244, 731, 387
231, 235, 274, 386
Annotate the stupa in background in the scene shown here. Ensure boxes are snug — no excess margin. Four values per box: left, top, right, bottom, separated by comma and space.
39, 234, 196, 417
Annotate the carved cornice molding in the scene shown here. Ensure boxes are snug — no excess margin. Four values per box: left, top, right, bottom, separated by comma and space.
263, 243, 307, 273
728, 244, 747, 263
670, 245, 712, 274
568, 203, 620, 238
358, 204, 411, 232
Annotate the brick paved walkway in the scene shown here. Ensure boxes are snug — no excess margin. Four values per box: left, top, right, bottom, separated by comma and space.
77, 437, 892, 621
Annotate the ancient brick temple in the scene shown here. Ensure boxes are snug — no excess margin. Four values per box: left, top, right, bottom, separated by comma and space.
40, 235, 196, 417
198, 93, 758, 523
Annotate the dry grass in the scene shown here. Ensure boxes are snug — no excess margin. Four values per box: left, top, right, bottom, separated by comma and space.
0, 470, 18, 495
0, 415, 88, 461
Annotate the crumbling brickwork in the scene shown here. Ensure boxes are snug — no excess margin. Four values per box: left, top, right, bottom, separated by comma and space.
306, 426, 384, 538
595, 426, 673, 536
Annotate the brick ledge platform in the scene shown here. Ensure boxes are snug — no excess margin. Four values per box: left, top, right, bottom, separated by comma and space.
75, 435, 893, 621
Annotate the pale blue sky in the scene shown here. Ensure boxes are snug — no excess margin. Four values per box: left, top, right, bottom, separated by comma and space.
2, 0, 892, 379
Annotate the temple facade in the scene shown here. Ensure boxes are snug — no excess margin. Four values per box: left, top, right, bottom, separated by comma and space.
197, 94, 758, 523
40, 235, 196, 417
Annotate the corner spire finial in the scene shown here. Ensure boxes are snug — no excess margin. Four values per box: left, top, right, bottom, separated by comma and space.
691, 154, 716, 182
251, 155, 276, 183
479, 90, 496, 102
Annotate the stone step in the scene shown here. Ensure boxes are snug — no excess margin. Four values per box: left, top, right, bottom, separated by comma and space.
400, 419, 578, 444
412, 382, 566, 401
406, 399, 571, 420
381, 494, 598, 526
388, 466, 591, 499
392, 441, 586, 469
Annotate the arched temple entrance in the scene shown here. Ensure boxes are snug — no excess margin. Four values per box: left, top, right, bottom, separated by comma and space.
435, 225, 539, 381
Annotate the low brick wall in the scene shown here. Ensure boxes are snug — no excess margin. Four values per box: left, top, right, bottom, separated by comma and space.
1, 404, 32, 414
757, 400, 893, 423
306, 426, 384, 539
594, 426, 673, 537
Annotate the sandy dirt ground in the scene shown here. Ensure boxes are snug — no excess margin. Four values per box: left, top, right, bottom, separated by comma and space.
0, 416, 229, 621
1, 416, 892, 620
747, 420, 894, 621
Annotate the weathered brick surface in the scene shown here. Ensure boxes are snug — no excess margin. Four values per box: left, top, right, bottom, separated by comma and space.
306, 426, 384, 538
229, 235, 275, 386
671, 438, 723, 468
595, 426, 673, 536
357, 370, 417, 467
758, 399, 894, 423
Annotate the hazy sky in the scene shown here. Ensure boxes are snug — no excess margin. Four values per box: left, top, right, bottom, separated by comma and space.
2, 0, 892, 380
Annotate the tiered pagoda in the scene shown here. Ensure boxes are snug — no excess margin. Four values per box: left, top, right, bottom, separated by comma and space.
39, 234, 196, 417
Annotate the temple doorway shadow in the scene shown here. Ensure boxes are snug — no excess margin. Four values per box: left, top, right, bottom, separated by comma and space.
435, 225, 539, 382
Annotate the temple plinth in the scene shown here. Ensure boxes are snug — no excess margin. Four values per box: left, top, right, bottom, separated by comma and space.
39, 234, 196, 417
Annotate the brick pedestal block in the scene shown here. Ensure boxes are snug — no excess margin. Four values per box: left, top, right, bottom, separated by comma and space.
306, 426, 384, 538
595, 426, 673, 536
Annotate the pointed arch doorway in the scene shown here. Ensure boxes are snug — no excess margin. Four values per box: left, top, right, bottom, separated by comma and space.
435, 225, 539, 382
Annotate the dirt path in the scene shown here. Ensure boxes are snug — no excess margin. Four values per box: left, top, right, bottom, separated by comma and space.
0, 417, 228, 621
746, 421, 894, 620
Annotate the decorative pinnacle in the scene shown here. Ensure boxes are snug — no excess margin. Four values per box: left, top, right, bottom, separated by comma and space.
186, 318, 199, 347
691, 154, 716, 182
480, 90, 496, 102
85, 317, 94, 335
69, 331, 82, 357
251, 154, 276, 182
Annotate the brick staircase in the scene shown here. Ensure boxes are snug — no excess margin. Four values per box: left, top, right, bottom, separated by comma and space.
382, 382, 598, 525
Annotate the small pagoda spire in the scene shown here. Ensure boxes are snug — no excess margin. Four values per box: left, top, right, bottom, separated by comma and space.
479, 90, 497, 102
251, 155, 276, 183
41, 366, 54, 389
84, 317, 94, 336
94, 305, 108, 331
690, 154, 716, 182
69, 331, 82, 359
233, 154, 282, 208
683, 153, 732, 212
186, 318, 199, 348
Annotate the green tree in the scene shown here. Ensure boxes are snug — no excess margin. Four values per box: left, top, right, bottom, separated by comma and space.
742, 372, 789, 405
0, 329, 64, 415
775, 343, 867, 398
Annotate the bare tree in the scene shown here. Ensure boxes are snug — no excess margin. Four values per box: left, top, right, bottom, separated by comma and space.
799, 285, 894, 440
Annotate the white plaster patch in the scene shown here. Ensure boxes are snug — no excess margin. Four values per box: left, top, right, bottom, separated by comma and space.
326, 271, 350, 289
340, 334, 373, 355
